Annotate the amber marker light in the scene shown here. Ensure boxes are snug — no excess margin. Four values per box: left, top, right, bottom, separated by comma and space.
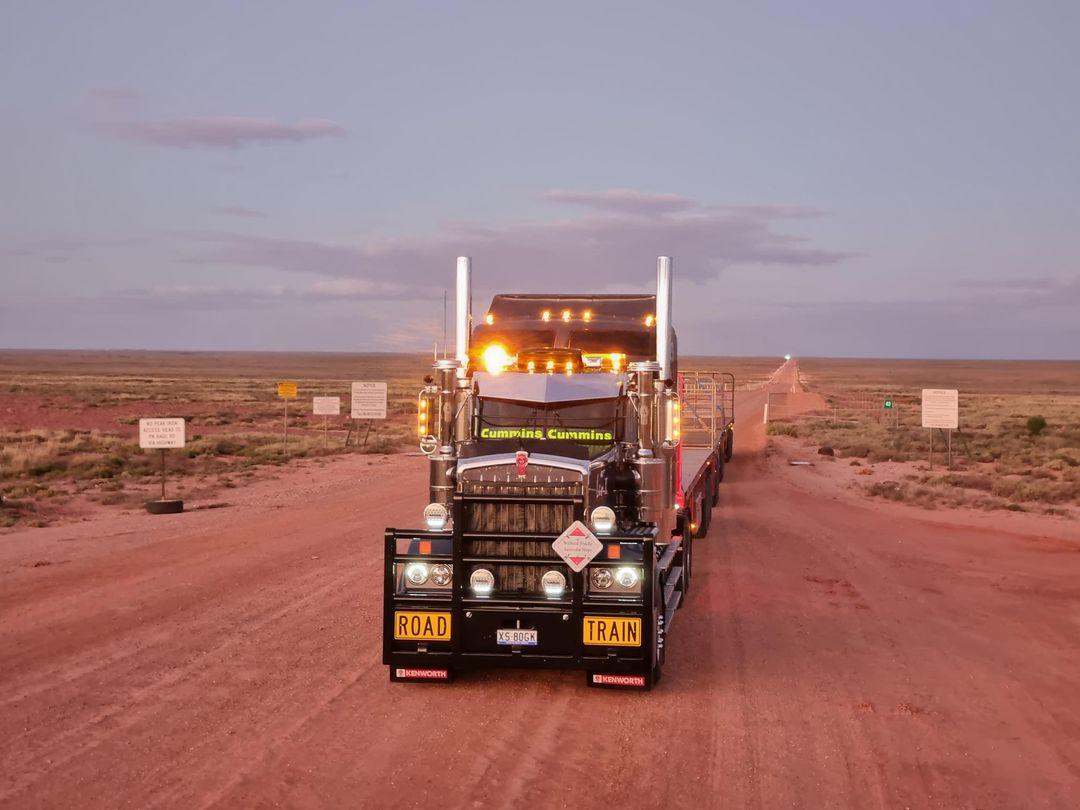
609, 353, 624, 372
485, 313, 494, 325
582, 309, 592, 322
562, 309, 572, 322
527, 360, 536, 373
645, 314, 655, 327
565, 361, 574, 375
482, 344, 513, 375
541, 310, 551, 322
546, 359, 556, 373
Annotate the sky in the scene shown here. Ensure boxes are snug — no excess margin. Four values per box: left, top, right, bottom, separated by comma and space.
1, 1, 1077, 359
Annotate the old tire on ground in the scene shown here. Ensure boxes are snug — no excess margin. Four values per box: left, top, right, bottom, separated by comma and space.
145, 499, 184, 515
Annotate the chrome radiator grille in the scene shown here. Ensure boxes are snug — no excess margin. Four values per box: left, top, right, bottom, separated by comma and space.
459, 463, 582, 536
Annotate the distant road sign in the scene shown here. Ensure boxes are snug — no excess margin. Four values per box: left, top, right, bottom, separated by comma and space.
351, 382, 388, 419
883, 398, 893, 410
139, 418, 185, 449
921, 389, 958, 429
313, 396, 341, 416
278, 381, 298, 399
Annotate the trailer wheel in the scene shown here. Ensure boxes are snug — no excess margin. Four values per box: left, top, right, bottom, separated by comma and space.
693, 491, 711, 538
715, 453, 725, 492
724, 431, 734, 462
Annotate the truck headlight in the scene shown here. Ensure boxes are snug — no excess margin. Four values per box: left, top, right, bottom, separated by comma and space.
431, 563, 453, 586
405, 562, 429, 585
541, 570, 566, 598
470, 567, 495, 597
424, 502, 450, 531
591, 568, 613, 590
615, 567, 640, 589
590, 506, 616, 534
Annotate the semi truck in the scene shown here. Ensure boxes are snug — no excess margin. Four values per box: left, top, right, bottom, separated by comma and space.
383, 256, 734, 689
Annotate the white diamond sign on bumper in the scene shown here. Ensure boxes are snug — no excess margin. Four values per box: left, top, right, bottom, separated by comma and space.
552, 521, 603, 572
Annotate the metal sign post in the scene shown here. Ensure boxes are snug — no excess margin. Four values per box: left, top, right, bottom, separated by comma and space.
350, 382, 388, 450
139, 418, 186, 514
922, 389, 959, 472
278, 381, 298, 455
313, 396, 342, 449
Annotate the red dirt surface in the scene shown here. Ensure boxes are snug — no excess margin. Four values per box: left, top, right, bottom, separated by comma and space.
2, 361, 1078, 808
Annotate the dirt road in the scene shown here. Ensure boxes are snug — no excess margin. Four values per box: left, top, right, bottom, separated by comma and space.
2, 361, 1078, 808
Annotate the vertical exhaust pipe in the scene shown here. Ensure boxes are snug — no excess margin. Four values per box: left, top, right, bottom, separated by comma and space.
656, 256, 673, 380
455, 256, 472, 376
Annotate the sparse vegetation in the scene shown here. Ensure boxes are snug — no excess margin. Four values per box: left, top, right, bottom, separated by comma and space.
0, 351, 427, 528
780, 359, 1080, 517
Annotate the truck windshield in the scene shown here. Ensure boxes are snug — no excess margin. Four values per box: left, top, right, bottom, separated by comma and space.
477, 398, 622, 459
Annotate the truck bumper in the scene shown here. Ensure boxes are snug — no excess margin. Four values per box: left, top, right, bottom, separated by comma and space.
383, 528, 660, 689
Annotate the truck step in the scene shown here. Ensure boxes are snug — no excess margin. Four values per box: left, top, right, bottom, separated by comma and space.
657, 540, 682, 573
662, 564, 683, 607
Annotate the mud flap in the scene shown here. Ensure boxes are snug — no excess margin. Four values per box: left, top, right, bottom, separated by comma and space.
389, 666, 455, 683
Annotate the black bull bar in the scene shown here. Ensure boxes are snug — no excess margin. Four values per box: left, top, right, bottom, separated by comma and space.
382, 497, 660, 685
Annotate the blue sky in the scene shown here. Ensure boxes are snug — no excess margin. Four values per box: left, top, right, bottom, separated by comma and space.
2, 1, 1077, 358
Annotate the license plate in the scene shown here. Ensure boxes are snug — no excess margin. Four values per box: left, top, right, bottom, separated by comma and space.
394, 611, 451, 641
583, 616, 642, 647
497, 628, 538, 646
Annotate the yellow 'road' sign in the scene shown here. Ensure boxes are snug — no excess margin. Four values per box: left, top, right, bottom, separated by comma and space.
277, 381, 298, 398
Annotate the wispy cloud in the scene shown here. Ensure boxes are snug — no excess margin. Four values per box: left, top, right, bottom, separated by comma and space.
216, 206, 268, 219
91, 89, 345, 149
104, 117, 345, 149
543, 189, 698, 216
183, 189, 854, 289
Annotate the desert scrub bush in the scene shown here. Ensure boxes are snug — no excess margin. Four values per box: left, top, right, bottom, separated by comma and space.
1026, 415, 1047, 435
766, 423, 799, 437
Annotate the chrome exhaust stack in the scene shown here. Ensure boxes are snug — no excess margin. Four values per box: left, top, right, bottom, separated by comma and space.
455, 256, 472, 376
426, 257, 473, 504
656, 256, 673, 381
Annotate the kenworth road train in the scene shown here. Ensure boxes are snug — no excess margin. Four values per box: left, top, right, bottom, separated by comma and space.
383, 257, 735, 689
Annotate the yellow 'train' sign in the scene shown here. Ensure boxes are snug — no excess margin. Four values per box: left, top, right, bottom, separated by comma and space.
277, 381, 298, 399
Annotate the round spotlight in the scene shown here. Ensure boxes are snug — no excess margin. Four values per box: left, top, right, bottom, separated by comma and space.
470, 567, 495, 597
405, 562, 429, 586
590, 506, 616, 534
431, 563, 453, 586
591, 568, 613, 590
615, 567, 639, 589
541, 570, 567, 598
423, 502, 449, 531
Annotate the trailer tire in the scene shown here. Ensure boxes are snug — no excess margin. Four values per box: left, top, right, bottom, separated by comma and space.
715, 453, 725, 491
693, 492, 711, 538
724, 431, 734, 462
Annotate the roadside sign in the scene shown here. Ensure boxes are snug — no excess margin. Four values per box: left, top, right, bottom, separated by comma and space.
883, 398, 893, 410
139, 418, 185, 449
921, 389, 958, 429
351, 382, 388, 420
313, 396, 341, 416
552, 521, 603, 572
278, 381, 298, 399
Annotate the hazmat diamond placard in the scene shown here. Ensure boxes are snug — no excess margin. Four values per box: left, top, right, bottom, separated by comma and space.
552, 521, 603, 572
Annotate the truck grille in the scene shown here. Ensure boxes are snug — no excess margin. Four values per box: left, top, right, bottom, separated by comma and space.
459, 465, 582, 535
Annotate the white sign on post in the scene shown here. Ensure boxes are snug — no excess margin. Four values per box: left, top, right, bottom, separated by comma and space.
139, 418, 186, 449
351, 382, 388, 419
921, 389, 959, 429
313, 396, 341, 416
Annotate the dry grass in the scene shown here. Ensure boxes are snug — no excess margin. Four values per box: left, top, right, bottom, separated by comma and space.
775, 358, 1080, 516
